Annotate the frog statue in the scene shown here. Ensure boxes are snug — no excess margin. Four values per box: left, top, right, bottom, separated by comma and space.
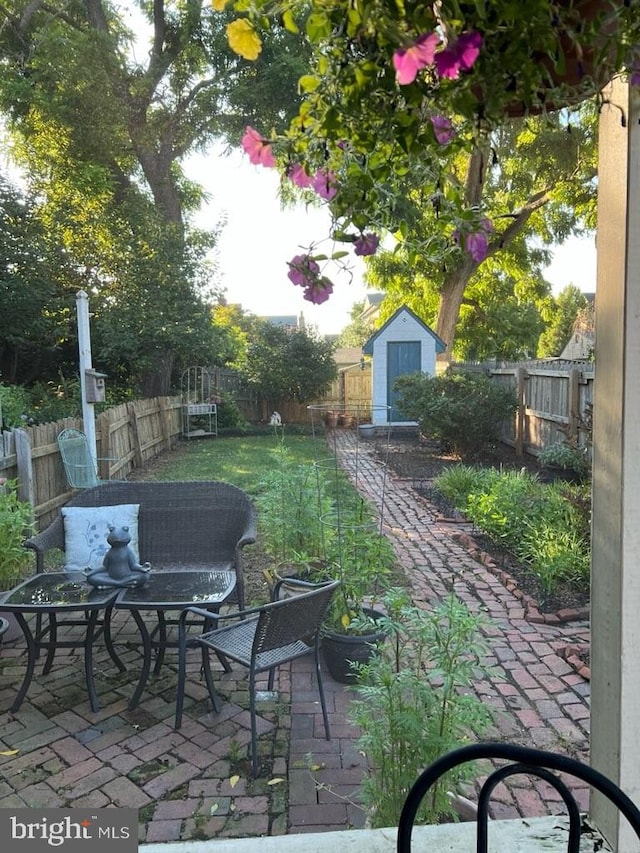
84, 524, 151, 589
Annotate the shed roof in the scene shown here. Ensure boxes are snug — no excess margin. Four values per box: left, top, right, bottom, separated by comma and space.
362, 305, 446, 355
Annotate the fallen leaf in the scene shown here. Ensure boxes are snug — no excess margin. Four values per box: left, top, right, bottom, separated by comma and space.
0, 749, 18, 756
310, 763, 325, 771
210, 804, 218, 815
229, 774, 240, 788
267, 777, 285, 785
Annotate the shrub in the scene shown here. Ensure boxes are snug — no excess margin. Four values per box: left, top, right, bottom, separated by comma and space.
0, 480, 34, 588
0, 383, 31, 428
394, 369, 517, 456
215, 392, 247, 430
538, 441, 591, 481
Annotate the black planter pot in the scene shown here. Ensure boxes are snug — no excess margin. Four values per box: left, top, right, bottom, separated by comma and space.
322, 607, 385, 684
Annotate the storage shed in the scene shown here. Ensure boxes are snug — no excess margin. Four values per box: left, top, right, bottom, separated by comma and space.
362, 306, 446, 424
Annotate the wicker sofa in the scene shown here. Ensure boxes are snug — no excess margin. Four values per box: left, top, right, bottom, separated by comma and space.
23, 481, 257, 609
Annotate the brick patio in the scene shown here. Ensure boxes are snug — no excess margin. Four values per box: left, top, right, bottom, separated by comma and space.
0, 431, 590, 841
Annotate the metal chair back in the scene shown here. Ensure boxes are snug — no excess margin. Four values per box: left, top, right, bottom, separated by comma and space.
57, 428, 100, 489
397, 742, 640, 852
252, 579, 339, 660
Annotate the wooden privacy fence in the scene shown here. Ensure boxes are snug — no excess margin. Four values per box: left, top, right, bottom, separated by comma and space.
1, 396, 182, 531
476, 361, 595, 457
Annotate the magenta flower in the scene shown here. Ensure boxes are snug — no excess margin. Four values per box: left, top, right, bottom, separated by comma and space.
312, 170, 338, 200
393, 32, 439, 85
435, 31, 483, 79
464, 231, 489, 262
241, 125, 276, 168
287, 254, 321, 287
354, 233, 380, 256
303, 276, 334, 305
430, 115, 455, 144
288, 163, 314, 188
464, 218, 493, 263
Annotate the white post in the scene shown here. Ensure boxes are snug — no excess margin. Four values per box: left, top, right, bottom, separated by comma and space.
590, 76, 640, 851
76, 290, 98, 469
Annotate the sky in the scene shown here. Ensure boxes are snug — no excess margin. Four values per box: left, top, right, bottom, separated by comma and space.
185, 146, 370, 336
187, 145, 598, 337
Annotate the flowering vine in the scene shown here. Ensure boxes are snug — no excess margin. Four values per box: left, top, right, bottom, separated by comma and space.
224, 1, 640, 306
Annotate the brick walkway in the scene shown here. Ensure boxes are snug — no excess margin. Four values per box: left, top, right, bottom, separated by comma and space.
0, 432, 590, 841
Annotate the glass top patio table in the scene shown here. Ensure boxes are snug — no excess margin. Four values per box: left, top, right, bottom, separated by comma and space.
0, 572, 124, 713
115, 568, 236, 710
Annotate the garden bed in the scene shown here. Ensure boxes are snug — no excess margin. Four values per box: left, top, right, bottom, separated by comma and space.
377, 436, 590, 620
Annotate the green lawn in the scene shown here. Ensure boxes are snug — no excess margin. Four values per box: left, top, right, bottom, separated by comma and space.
140, 432, 328, 495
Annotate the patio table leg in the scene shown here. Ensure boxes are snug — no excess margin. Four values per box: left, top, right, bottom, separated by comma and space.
84, 610, 103, 712
103, 606, 126, 673
42, 612, 58, 674
128, 610, 151, 710
152, 609, 168, 675
9, 613, 36, 712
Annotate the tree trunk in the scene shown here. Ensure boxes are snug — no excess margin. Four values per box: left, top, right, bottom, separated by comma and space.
436, 256, 479, 362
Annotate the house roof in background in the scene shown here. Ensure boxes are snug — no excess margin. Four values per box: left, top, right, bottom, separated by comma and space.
360, 292, 385, 321
333, 346, 363, 366
363, 305, 446, 354
261, 313, 304, 329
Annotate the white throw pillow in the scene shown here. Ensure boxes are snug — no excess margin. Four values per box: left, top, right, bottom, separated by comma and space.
61, 504, 140, 575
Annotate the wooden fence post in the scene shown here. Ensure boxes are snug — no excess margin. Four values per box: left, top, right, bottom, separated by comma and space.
158, 397, 171, 450
515, 367, 526, 457
127, 402, 144, 470
14, 428, 35, 507
568, 368, 580, 446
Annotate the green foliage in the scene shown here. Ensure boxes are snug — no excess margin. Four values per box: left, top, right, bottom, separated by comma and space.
519, 523, 590, 594
0, 480, 34, 587
0, 1, 310, 395
349, 588, 494, 827
26, 380, 81, 424
434, 466, 591, 595
432, 464, 497, 508
256, 448, 329, 563
215, 392, 246, 430
321, 512, 395, 634
335, 300, 376, 348
0, 177, 77, 385
538, 442, 591, 481
238, 320, 337, 409
0, 383, 31, 428
537, 285, 590, 357
394, 370, 518, 455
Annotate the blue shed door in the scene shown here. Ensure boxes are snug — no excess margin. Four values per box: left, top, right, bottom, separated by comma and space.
387, 341, 421, 421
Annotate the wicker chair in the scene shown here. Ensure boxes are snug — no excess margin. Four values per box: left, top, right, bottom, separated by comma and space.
397, 742, 640, 852
174, 580, 340, 777
23, 480, 257, 610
